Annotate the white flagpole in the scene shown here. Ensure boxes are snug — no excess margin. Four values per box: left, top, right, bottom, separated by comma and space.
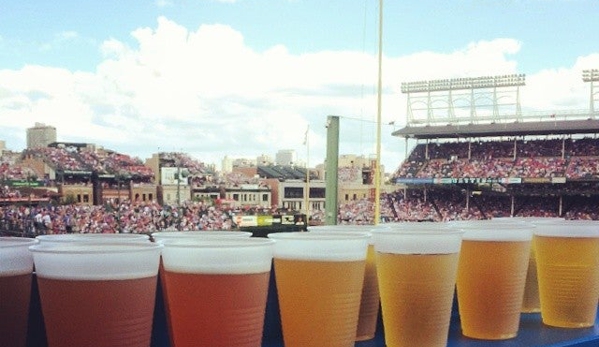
374, 0, 383, 225
304, 125, 310, 226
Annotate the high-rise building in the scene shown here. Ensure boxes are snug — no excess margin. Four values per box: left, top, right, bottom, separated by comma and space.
221, 155, 233, 174
26, 122, 57, 149
275, 149, 296, 166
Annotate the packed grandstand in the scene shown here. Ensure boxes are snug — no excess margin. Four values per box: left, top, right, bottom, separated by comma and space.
2, 128, 599, 237
3, 69, 599, 235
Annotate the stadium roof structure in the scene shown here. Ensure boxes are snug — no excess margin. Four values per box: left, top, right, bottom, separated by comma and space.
392, 118, 599, 140
257, 165, 317, 181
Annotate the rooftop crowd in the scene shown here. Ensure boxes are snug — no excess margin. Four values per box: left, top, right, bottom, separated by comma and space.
2, 136, 599, 236
394, 137, 599, 180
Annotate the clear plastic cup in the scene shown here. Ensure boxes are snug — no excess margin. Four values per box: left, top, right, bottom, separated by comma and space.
309, 225, 379, 341
496, 217, 564, 313
455, 223, 532, 339
160, 238, 274, 347
0, 237, 38, 347
152, 229, 253, 346
373, 225, 463, 347
534, 220, 599, 328
30, 242, 162, 347
268, 232, 369, 347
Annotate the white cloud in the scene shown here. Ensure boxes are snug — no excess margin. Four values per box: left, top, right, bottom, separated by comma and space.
0, 18, 596, 171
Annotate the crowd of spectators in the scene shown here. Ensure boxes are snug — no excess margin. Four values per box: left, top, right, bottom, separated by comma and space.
2, 136, 599, 236
0, 200, 239, 236
394, 137, 599, 180
2, 185, 599, 236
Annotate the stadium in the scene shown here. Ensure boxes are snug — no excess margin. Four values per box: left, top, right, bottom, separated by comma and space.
388, 71, 599, 222
2, 71, 599, 238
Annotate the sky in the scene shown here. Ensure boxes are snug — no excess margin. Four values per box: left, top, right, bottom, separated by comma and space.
1, 0, 598, 173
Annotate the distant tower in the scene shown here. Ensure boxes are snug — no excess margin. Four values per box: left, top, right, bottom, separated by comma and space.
275, 149, 296, 166
26, 122, 57, 149
221, 155, 233, 174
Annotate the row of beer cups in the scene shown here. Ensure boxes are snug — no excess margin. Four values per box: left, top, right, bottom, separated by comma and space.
1, 218, 598, 347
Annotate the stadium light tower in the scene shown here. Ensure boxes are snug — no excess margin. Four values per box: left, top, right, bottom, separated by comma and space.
401, 74, 526, 126
582, 69, 599, 118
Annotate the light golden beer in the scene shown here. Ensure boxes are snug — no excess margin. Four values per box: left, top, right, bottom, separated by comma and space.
377, 252, 459, 347
493, 217, 564, 313
269, 232, 369, 347
274, 258, 365, 347
522, 243, 541, 313
309, 225, 379, 341
534, 221, 599, 328
357, 244, 380, 341
373, 225, 462, 347
457, 234, 531, 340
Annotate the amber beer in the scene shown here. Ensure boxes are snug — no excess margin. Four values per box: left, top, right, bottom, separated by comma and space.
534, 220, 599, 328
268, 232, 369, 347
37, 276, 157, 346
309, 225, 379, 341
160, 237, 274, 347
522, 243, 541, 313
373, 225, 463, 347
0, 237, 38, 347
358, 244, 380, 340
30, 242, 162, 347
456, 226, 532, 340
152, 230, 252, 347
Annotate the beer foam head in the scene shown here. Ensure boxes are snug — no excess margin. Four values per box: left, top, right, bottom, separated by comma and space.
161, 238, 274, 274
534, 220, 599, 238
0, 237, 38, 276
494, 217, 565, 225
268, 232, 369, 261
373, 228, 463, 254
308, 225, 377, 244
152, 230, 251, 243
36, 233, 150, 244
30, 242, 162, 280
447, 219, 529, 231
459, 223, 534, 242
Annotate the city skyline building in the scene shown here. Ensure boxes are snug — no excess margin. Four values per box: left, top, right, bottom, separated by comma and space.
26, 122, 57, 149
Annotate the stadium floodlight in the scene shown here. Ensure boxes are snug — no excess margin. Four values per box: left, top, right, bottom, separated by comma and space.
583, 69, 599, 82
401, 74, 526, 94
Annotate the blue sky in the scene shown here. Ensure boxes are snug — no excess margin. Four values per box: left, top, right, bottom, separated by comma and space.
1, 0, 598, 172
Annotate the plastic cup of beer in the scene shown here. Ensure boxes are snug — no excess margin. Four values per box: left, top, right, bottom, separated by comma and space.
152, 230, 252, 346
495, 217, 565, 313
456, 222, 532, 340
268, 231, 369, 347
0, 237, 38, 347
160, 237, 274, 347
534, 220, 599, 328
310, 224, 379, 341
29, 242, 162, 347
372, 224, 463, 347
